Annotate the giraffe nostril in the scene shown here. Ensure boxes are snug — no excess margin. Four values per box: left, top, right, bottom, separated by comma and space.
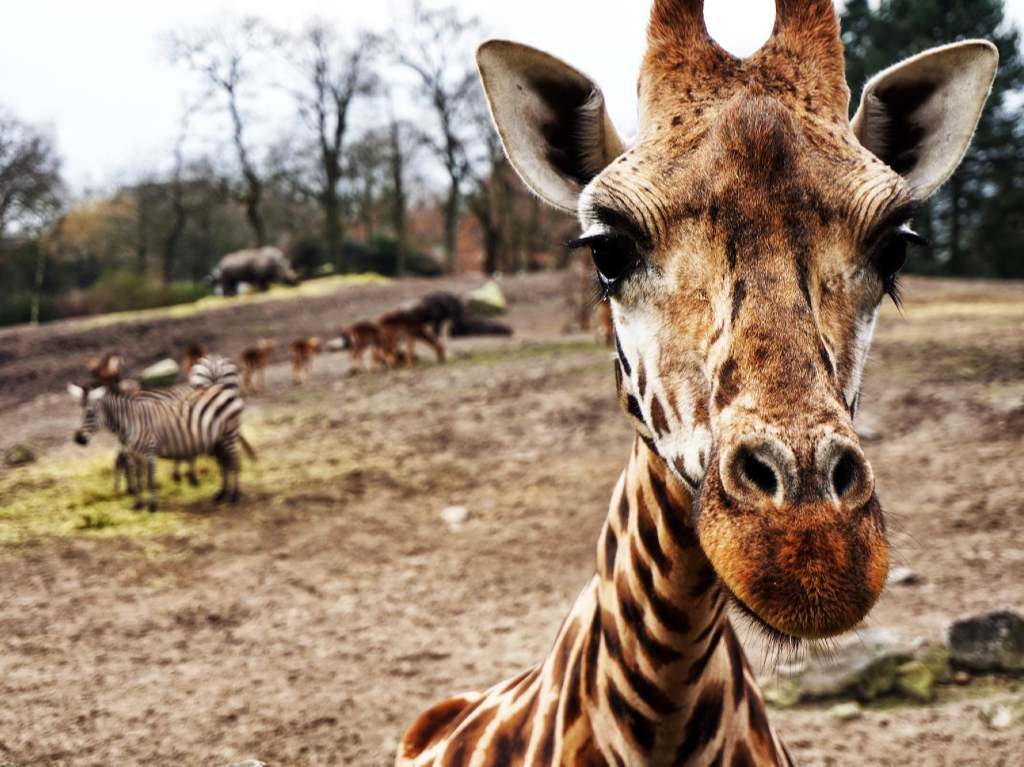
739, 448, 778, 496
832, 450, 858, 498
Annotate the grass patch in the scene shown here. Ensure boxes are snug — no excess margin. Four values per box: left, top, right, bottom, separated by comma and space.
0, 453, 205, 544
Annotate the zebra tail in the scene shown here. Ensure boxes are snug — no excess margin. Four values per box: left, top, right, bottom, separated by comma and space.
239, 434, 258, 462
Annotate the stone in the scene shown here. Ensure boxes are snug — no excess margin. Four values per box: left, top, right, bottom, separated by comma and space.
3, 443, 36, 466
440, 506, 469, 527
466, 281, 507, 315
953, 670, 971, 686
895, 660, 935, 703
917, 644, 953, 685
828, 702, 863, 722
762, 678, 801, 708
946, 610, 1024, 672
794, 628, 913, 702
979, 699, 1024, 731
226, 761, 267, 767
325, 337, 346, 352
141, 358, 180, 389
886, 566, 922, 586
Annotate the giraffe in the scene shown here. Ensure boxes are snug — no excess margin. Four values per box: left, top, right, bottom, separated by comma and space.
396, 1, 997, 764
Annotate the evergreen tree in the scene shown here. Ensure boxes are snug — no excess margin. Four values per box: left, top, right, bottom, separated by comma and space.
841, 0, 1024, 277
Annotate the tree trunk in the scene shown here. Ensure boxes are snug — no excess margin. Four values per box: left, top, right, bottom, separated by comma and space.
30, 247, 45, 324
390, 122, 407, 277
948, 173, 962, 274
322, 188, 345, 274
136, 191, 150, 276
482, 224, 502, 275
444, 180, 459, 274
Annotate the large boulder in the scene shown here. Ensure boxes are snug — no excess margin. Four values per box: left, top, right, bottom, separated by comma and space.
465, 281, 507, 315
946, 610, 1024, 672
141, 358, 180, 389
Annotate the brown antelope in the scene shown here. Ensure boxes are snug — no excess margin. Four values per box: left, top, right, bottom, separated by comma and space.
180, 343, 208, 377
240, 339, 274, 394
339, 321, 392, 373
288, 336, 322, 385
396, 1, 996, 765
377, 309, 447, 367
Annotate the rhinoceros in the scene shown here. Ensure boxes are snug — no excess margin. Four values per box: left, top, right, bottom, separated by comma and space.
214, 247, 299, 296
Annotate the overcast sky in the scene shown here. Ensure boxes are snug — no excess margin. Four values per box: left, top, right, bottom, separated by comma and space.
2, 0, 1022, 192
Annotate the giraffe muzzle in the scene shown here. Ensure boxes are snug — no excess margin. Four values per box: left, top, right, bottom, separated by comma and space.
694, 433, 889, 640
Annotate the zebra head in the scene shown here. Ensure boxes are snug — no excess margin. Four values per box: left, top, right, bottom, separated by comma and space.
68, 383, 106, 445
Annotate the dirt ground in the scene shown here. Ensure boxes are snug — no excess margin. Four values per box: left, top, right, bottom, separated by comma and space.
0, 272, 1022, 766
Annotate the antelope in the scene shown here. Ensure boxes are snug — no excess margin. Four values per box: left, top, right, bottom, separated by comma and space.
396, 1, 996, 764
241, 339, 275, 394
289, 336, 322, 385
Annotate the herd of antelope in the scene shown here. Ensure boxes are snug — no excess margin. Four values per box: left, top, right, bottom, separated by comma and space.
68, 291, 511, 511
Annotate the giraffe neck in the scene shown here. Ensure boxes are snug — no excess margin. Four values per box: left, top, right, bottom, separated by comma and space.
558, 436, 787, 765
397, 437, 789, 766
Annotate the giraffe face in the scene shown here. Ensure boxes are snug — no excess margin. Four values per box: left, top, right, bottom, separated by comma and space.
477, 1, 996, 640
593, 94, 897, 640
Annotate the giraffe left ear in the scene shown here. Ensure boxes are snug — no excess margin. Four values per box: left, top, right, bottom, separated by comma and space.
852, 40, 997, 200
476, 39, 625, 213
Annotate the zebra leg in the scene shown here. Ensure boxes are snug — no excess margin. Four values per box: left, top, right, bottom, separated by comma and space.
145, 455, 158, 512
214, 439, 241, 503
131, 455, 145, 511
172, 460, 182, 483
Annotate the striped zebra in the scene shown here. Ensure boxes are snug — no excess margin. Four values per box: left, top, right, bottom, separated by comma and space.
188, 354, 241, 390
68, 382, 252, 511
112, 384, 198, 493
110, 356, 242, 494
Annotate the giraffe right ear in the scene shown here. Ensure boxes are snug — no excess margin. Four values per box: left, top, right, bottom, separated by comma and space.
476, 40, 625, 213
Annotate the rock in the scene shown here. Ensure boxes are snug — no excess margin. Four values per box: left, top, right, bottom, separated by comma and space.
3, 443, 36, 467
828, 702, 863, 722
946, 610, 1024, 672
440, 506, 469, 527
793, 628, 913, 702
466, 281, 507, 315
917, 644, 953, 685
895, 660, 935, 702
226, 761, 267, 767
762, 678, 802, 708
979, 699, 1024, 731
325, 337, 346, 352
886, 566, 922, 587
141, 358, 180, 389
953, 670, 972, 686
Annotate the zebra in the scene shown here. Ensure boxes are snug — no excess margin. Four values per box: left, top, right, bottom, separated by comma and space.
188, 354, 241, 390
110, 355, 243, 494
69, 381, 252, 511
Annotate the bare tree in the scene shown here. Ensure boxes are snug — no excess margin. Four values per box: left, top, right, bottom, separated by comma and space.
0, 110, 63, 323
391, 1, 482, 274
160, 101, 205, 285
291, 22, 377, 272
168, 18, 278, 247
0, 111, 62, 240
387, 111, 414, 275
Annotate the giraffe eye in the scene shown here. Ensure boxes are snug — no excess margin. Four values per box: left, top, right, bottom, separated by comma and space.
568, 234, 639, 294
874, 225, 926, 306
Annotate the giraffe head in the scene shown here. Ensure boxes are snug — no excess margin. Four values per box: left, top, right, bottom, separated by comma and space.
478, 0, 996, 640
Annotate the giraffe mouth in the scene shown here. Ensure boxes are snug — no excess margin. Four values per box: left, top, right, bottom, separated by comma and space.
694, 459, 890, 640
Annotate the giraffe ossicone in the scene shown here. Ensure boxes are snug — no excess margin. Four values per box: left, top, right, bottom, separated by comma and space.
398, 1, 997, 764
